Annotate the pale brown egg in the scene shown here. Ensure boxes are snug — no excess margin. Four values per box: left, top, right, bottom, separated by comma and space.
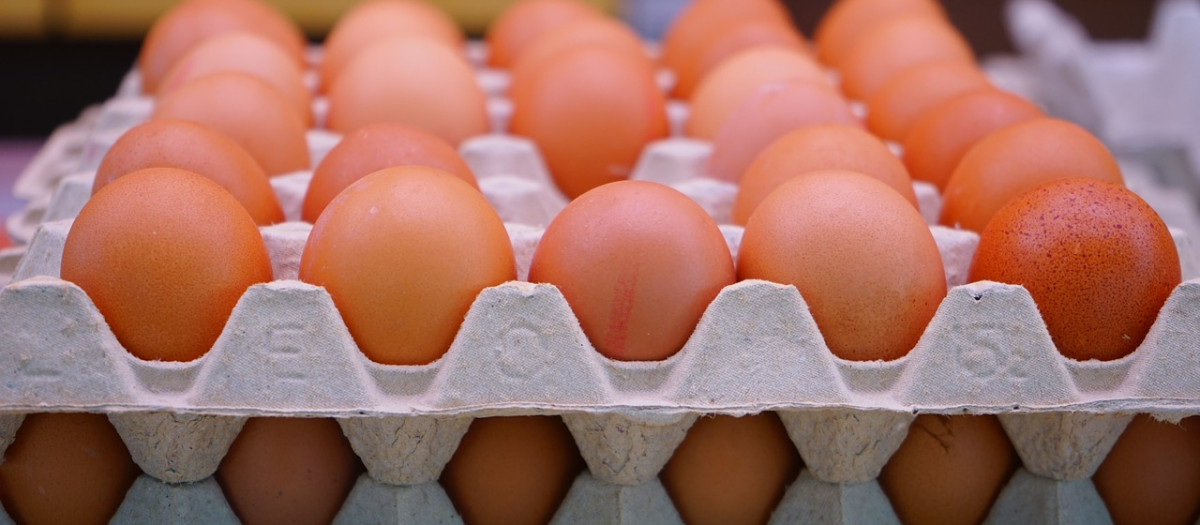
0, 413, 141, 525
660, 413, 801, 525
485, 0, 600, 68
94, 119, 283, 225
1094, 415, 1200, 525
138, 0, 306, 93
153, 71, 311, 176
319, 0, 463, 93
510, 16, 650, 83
159, 32, 313, 126
864, 60, 990, 142
659, 0, 792, 79
672, 18, 806, 100
737, 171, 944, 361
814, 0, 946, 67
302, 123, 477, 223
327, 36, 488, 144
837, 15, 974, 100
61, 168, 273, 362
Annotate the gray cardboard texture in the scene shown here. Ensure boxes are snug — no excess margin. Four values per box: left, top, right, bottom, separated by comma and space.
769, 470, 899, 525
110, 476, 239, 525
333, 477, 461, 525
984, 469, 1113, 525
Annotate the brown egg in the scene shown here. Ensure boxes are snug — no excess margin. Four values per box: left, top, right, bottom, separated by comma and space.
879, 415, 1018, 525
659, 0, 792, 80
217, 418, 363, 525
708, 79, 860, 183
837, 15, 974, 100
159, 32, 313, 126
1094, 415, 1200, 525
94, 119, 283, 225
902, 89, 1043, 191
327, 36, 488, 144
733, 124, 916, 225
510, 16, 650, 83
814, 0, 945, 68
138, 0, 306, 93
738, 171, 944, 361
302, 123, 477, 223
660, 413, 801, 525
0, 413, 141, 525
529, 181, 735, 361
864, 60, 990, 142
62, 168, 273, 362
672, 18, 806, 100
939, 118, 1124, 233
485, 0, 600, 68
686, 47, 829, 140
319, 0, 462, 93
440, 416, 585, 525
968, 178, 1180, 361
153, 71, 311, 176
298, 166, 515, 365
510, 46, 667, 199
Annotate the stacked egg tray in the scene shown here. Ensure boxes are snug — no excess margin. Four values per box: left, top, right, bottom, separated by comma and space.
4, 44, 1200, 525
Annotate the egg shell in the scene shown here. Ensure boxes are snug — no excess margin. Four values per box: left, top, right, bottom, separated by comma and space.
1093, 415, 1200, 525
814, 0, 946, 67
509, 16, 650, 84
864, 60, 991, 142
485, 0, 600, 68
659, 0, 792, 81
837, 15, 975, 101
671, 18, 806, 100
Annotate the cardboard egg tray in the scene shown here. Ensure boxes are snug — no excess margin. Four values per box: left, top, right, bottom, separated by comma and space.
5, 43, 1200, 525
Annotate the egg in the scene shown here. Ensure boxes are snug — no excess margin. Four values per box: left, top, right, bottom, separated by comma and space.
61, 168, 273, 362
94, 119, 283, 225
1093, 415, 1200, 525
814, 0, 946, 68
864, 60, 990, 142
707, 79, 860, 183
485, 0, 600, 68
968, 178, 1180, 361
319, 0, 462, 93
901, 89, 1043, 191
302, 123, 477, 223
327, 36, 488, 144
298, 166, 515, 365
672, 18, 806, 100
138, 0, 306, 93
837, 15, 974, 100
153, 71, 311, 176
216, 417, 363, 525
738, 171, 944, 361
878, 415, 1018, 525
510, 46, 667, 199
685, 47, 830, 140
733, 124, 917, 225
528, 181, 734, 361
159, 32, 313, 126
659, 413, 801, 525
440, 416, 585, 525
0, 413, 141, 525
659, 0, 792, 80
939, 118, 1124, 232
510, 16, 650, 84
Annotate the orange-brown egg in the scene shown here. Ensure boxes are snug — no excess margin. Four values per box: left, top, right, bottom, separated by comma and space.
939, 118, 1124, 232
298, 166, 515, 365
686, 47, 829, 140
968, 178, 1180, 361
319, 0, 462, 93
902, 89, 1043, 191
440, 416, 585, 525
1094, 415, 1200, 525
510, 46, 667, 199
864, 60, 990, 142
879, 415, 1018, 525
659, 0, 791, 79
138, 0, 306, 93
814, 0, 945, 68
94, 119, 283, 225
529, 181, 734, 361
485, 0, 600, 68
153, 71, 310, 176
672, 18, 806, 100
837, 15, 974, 100
62, 168, 273, 362
160, 32, 313, 126
0, 413, 141, 525
738, 171, 944, 361
733, 124, 916, 225
708, 79, 860, 183
510, 16, 650, 83
660, 413, 801, 525
302, 123, 476, 223
327, 36, 488, 144
217, 418, 363, 525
